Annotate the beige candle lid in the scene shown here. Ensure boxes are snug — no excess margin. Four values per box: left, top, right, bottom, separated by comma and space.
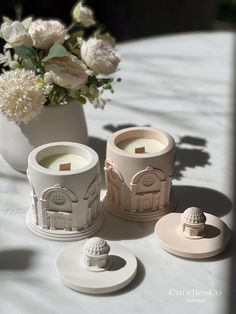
155, 208, 231, 259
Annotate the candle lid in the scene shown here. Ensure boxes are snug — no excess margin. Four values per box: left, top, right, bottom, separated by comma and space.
154, 208, 231, 259
56, 239, 137, 294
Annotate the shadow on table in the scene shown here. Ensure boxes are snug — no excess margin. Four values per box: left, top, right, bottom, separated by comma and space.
90, 258, 145, 297
0, 249, 35, 271
173, 185, 232, 217
174, 135, 211, 180
103, 123, 148, 133
97, 210, 157, 240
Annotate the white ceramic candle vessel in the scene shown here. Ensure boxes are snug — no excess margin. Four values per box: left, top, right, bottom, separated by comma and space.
103, 127, 176, 222
26, 142, 103, 241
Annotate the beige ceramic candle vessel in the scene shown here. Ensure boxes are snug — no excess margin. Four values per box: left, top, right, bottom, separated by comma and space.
103, 127, 176, 221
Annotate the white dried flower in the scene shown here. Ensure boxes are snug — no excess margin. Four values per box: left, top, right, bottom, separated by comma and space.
72, 2, 95, 27
28, 19, 67, 50
44, 56, 88, 90
81, 38, 120, 75
0, 69, 46, 123
0, 21, 32, 47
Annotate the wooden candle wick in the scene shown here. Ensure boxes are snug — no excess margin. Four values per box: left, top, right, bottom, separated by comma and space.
59, 163, 71, 171
135, 146, 145, 153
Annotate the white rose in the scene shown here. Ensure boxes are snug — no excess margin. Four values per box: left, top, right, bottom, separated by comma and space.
1, 21, 32, 47
44, 56, 88, 90
81, 38, 120, 75
28, 19, 67, 50
72, 2, 95, 27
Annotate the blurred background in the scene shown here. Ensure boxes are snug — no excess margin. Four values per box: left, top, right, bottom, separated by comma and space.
0, 0, 235, 42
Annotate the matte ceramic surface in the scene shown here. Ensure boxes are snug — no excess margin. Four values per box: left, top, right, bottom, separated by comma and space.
80, 237, 111, 271
155, 212, 231, 259
27, 142, 102, 241
103, 127, 176, 221
26, 208, 103, 241
0, 101, 88, 172
181, 207, 207, 239
103, 192, 176, 222
56, 241, 137, 294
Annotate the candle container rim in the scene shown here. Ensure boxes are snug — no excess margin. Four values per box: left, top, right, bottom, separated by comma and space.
28, 142, 99, 176
108, 126, 175, 158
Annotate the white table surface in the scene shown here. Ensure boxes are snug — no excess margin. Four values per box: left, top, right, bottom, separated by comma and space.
0, 31, 234, 314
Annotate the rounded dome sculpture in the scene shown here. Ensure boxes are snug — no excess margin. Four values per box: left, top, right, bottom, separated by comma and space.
82, 237, 110, 256
181, 207, 206, 239
81, 237, 110, 271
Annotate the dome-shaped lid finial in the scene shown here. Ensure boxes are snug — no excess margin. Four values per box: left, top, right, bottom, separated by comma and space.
82, 237, 110, 257
182, 207, 206, 225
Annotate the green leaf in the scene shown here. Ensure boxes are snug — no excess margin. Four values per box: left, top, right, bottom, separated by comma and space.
42, 43, 71, 62
21, 59, 35, 70
76, 95, 86, 105
14, 46, 38, 63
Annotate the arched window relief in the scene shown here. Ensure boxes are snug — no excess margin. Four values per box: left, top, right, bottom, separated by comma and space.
40, 184, 78, 230
130, 166, 167, 212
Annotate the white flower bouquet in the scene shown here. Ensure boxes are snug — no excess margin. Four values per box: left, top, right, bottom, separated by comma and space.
0, 1, 120, 124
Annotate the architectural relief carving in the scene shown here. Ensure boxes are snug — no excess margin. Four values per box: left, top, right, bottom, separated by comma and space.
104, 160, 125, 210
28, 175, 101, 233
40, 184, 78, 231
84, 174, 101, 226
105, 161, 172, 216
130, 166, 167, 212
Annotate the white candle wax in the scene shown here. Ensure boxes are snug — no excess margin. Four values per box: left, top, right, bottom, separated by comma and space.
39, 153, 88, 170
117, 137, 165, 154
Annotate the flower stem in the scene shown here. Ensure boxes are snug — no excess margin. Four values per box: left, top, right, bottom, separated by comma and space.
15, 3, 23, 21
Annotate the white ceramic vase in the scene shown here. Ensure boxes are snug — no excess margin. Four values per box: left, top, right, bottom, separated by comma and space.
0, 100, 88, 172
